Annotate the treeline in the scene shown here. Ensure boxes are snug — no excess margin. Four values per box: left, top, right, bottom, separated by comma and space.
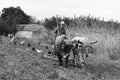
43, 15, 120, 31
43, 16, 72, 30
0, 6, 120, 36
0, 6, 40, 36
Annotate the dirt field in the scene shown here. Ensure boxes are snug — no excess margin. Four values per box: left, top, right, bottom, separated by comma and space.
0, 35, 120, 80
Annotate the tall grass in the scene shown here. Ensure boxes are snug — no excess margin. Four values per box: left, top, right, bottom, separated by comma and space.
64, 16, 120, 60
41, 15, 120, 60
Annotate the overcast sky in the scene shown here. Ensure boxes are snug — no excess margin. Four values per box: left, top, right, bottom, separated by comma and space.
0, 0, 120, 21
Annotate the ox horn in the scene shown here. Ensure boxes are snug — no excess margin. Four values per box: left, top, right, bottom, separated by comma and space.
78, 40, 83, 45
90, 41, 97, 45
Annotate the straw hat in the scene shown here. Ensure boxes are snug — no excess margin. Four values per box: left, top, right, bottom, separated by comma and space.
60, 21, 65, 25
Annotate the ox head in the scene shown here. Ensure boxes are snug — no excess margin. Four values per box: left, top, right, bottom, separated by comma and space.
73, 40, 97, 66
81, 41, 97, 55
81, 41, 97, 64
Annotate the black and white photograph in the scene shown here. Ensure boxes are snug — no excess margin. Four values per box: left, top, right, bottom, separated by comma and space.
0, 0, 120, 80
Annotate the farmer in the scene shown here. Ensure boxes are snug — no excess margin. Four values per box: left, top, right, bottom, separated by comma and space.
54, 21, 66, 38
53, 21, 66, 57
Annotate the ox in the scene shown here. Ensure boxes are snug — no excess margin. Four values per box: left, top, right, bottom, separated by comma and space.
54, 34, 74, 68
72, 37, 97, 67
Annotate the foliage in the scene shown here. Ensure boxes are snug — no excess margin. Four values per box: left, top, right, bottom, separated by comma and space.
1, 6, 30, 24
43, 16, 59, 30
63, 17, 72, 26
0, 6, 31, 35
0, 18, 17, 35
43, 15, 120, 31
67, 15, 120, 31
43, 16, 72, 30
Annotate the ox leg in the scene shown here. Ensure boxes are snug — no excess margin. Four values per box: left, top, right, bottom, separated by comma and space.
58, 57, 63, 66
79, 53, 85, 68
72, 52, 77, 67
53, 48, 56, 57
73, 53, 75, 64
65, 54, 70, 68
57, 53, 63, 66
74, 55, 78, 66
72, 49, 75, 64
72, 52, 75, 63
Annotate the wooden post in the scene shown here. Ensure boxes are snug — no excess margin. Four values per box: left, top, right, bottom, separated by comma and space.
56, 15, 60, 36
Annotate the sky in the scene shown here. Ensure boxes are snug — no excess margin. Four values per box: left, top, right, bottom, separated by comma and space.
0, 0, 120, 21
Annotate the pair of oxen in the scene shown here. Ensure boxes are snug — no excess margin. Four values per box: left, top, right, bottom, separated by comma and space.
54, 34, 97, 68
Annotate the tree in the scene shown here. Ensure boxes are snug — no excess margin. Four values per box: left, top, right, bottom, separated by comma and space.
1, 6, 30, 24
43, 16, 72, 30
0, 18, 11, 35
0, 6, 31, 35
63, 17, 71, 26
43, 16, 62, 30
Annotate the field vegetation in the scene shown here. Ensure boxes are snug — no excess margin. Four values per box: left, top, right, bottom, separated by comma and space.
0, 6, 120, 80
43, 15, 120, 61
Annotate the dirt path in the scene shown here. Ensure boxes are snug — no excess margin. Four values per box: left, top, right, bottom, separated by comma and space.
41, 54, 120, 80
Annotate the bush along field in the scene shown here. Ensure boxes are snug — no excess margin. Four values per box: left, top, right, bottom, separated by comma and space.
0, 15, 120, 80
